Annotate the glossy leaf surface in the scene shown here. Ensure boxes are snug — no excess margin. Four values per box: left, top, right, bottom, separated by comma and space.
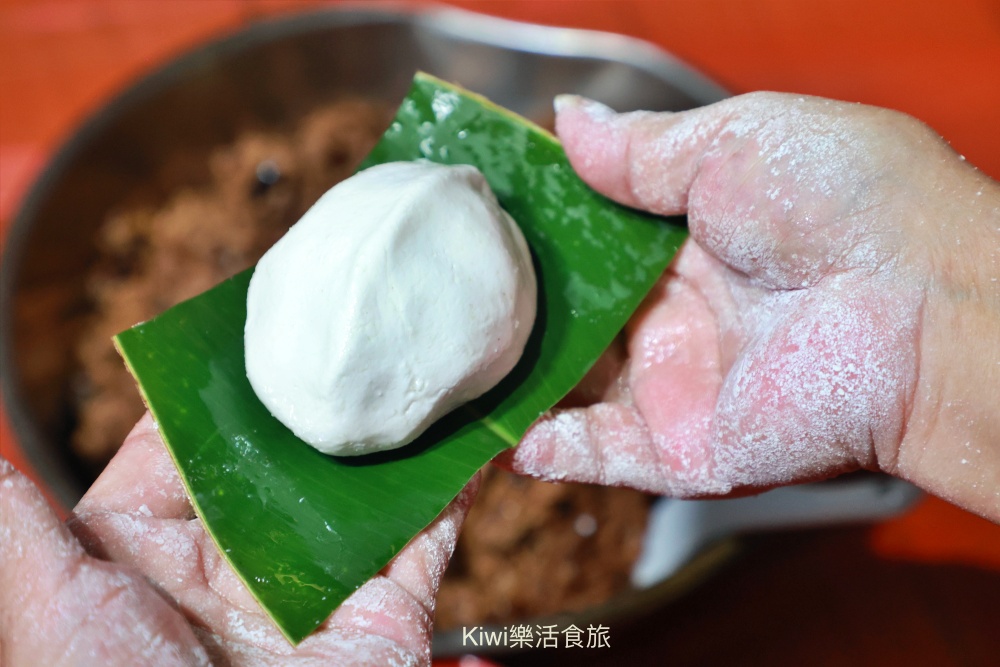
115, 73, 686, 643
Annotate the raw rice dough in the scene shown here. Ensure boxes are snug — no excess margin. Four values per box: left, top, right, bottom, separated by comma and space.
245, 161, 536, 456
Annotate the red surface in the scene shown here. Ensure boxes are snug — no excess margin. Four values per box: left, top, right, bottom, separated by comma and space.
2, 0, 999, 661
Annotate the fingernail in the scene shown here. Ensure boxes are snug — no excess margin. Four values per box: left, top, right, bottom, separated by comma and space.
554, 95, 616, 122
553, 94, 581, 113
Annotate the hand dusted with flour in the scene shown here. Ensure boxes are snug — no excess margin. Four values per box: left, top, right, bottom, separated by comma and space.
0, 415, 478, 666
503, 93, 1000, 521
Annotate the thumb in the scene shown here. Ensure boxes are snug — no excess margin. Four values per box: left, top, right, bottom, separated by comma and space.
555, 93, 907, 289
0, 457, 86, 653
0, 457, 207, 666
554, 94, 731, 217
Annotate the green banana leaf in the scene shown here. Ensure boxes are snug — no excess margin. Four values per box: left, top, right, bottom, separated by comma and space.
114, 72, 687, 644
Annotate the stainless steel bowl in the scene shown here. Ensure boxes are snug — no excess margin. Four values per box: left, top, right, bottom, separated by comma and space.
0, 6, 728, 512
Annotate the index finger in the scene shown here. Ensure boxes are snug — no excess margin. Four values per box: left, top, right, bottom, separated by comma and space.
74, 412, 192, 520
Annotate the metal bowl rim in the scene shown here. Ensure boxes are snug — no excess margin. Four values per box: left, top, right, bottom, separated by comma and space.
0, 3, 727, 509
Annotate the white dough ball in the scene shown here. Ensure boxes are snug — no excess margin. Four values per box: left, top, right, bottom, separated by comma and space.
244, 161, 536, 456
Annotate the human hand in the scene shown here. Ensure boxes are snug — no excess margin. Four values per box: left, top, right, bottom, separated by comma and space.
1, 413, 477, 666
501, 92, 1000, 520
